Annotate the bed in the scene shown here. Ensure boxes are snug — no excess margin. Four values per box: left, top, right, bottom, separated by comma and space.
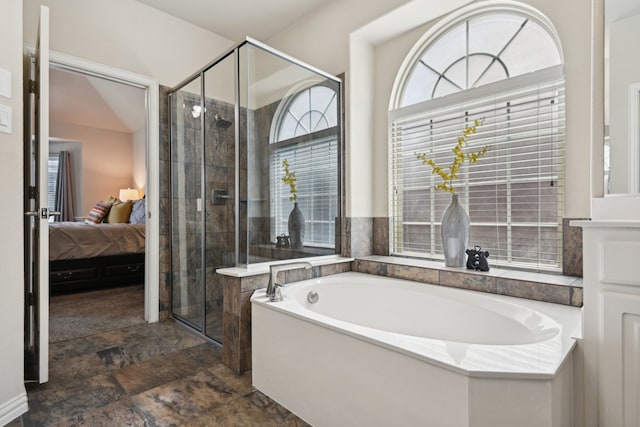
49, 215, 146, 293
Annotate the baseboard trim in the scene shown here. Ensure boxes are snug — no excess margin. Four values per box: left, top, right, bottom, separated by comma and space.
0, 392, 28, 425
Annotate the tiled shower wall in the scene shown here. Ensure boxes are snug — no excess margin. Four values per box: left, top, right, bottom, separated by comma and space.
158, 86, 237, 327
158, 86, 341, 319
159, 85, 170, 319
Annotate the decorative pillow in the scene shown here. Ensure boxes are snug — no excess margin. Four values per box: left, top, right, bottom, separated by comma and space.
85, 202, 112, 224
129, 198, 146, 224
106, 200, 133, 223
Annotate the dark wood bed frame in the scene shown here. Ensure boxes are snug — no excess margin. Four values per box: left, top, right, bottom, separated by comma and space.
49, 253, 145, 294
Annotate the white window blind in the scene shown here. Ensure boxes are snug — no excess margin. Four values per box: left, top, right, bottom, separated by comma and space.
390, 67, 565, 271
271, 137, 338, 247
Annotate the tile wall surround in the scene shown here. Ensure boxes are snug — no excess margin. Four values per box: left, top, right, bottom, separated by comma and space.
563, 218, 586, 277
342, 217, 374, 257
354, 256, 583, 307
373, 217, 390, 256
218, 259, 353, 374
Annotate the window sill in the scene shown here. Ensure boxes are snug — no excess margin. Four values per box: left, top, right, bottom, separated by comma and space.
354, 255, 583, 307
216, 255, 353, 278
249, 244, 335, 262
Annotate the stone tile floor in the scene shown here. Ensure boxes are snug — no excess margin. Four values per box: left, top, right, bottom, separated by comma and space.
12, 319, 308, 426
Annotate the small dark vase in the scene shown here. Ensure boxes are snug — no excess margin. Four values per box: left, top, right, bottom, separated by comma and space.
441, 194, 470, 267
288, 202, 305, 249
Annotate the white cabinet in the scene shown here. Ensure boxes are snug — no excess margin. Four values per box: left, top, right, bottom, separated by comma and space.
576, 219, 640, 427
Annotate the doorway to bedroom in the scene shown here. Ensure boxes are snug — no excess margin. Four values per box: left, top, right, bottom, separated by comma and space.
47, 64, 148, 342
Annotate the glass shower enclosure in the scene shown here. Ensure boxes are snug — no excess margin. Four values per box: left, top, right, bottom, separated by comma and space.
169, 39, 342, 343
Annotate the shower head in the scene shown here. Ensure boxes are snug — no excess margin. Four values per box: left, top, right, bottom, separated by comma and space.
215, 114, 232, 129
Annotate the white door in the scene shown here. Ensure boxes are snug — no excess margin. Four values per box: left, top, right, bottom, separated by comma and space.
24, 5, 51, 384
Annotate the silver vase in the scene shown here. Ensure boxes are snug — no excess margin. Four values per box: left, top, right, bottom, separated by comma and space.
441, 194, 469, 267
288, 202, 305, 249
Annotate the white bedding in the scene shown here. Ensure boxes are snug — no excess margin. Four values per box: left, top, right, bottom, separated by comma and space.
49, 222, 145, 261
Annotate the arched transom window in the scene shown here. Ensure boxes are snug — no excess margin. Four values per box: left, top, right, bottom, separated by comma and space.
390, 5, 565, 271
276, 85, 338, 140
399, 11, 562, 107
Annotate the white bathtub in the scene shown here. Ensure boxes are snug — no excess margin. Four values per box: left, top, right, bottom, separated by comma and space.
251, 272, 581, 427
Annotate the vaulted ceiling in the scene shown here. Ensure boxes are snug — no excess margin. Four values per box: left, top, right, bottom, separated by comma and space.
50, 67, 146, 133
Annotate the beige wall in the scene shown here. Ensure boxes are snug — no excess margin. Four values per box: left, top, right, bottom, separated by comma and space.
0, 0, 28, 423
51, 122, 136, 215
266, 0, 412, 77
23, 0, 234, 87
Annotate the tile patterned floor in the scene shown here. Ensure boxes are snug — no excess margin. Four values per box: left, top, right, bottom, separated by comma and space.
16, 320, 308, 426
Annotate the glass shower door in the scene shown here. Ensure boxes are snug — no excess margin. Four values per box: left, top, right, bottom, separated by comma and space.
170, 53, 236, 343
168, 39, 342, 344
170, 77, 204, 329
202, 54, 236, 342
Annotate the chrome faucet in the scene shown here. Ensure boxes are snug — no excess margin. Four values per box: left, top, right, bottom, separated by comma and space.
266, 261, 313, 302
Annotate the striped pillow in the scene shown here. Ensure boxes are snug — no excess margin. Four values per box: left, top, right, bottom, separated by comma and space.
85, 202, 112, 224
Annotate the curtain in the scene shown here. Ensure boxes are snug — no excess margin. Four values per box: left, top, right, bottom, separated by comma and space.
54, 151, 75, 222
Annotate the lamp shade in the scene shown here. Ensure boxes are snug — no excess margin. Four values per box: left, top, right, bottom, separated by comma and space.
119, 188, 139, 202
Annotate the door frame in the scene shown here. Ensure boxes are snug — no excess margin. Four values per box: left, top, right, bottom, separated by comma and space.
44, 50, 160, 322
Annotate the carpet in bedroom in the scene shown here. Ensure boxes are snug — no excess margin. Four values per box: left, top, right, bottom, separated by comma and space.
49, 284, 145, 343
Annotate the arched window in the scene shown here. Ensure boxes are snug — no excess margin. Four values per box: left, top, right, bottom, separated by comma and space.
270, 85, 339, 248
275, 86, 338, 139
390, 4, 565, 271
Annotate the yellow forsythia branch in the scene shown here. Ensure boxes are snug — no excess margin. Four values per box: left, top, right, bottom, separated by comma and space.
281, 159, 298, 201
415, 119, 488, 194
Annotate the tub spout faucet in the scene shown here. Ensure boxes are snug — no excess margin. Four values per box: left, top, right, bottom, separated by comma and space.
266, 261, 313, 302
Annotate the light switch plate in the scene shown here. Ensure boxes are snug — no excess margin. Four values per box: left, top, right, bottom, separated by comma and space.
0, 104, 12, 134
0, 68, 11, 99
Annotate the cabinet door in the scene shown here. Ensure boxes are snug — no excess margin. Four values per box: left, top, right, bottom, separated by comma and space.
602, 291, 640, 427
